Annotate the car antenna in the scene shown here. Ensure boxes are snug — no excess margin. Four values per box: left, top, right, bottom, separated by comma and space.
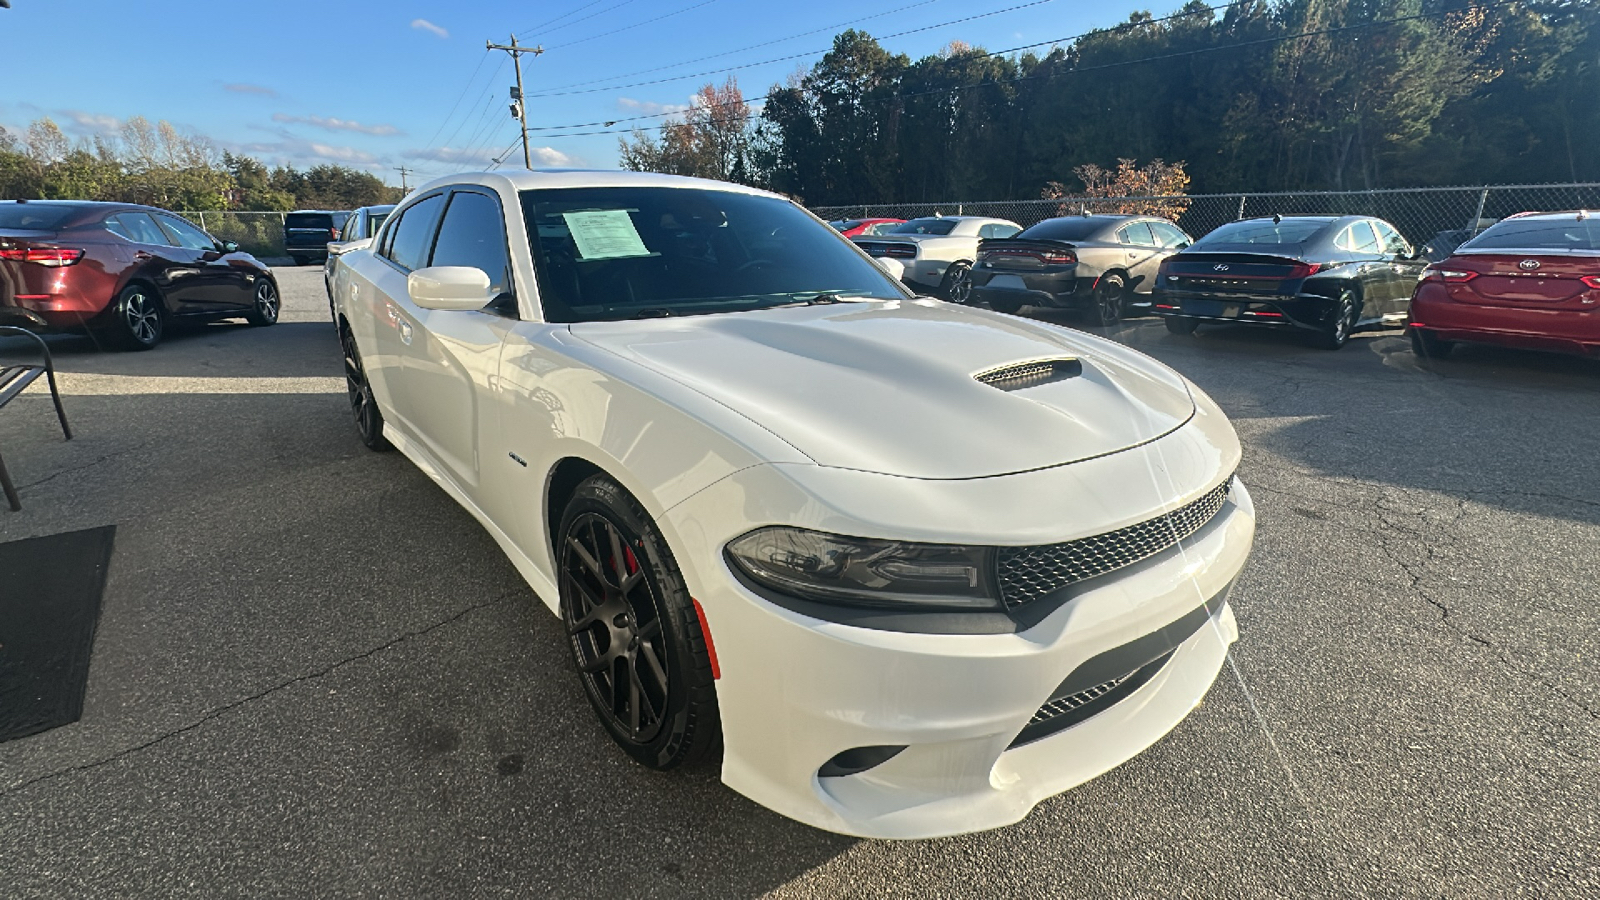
1272, 213, 1282, 224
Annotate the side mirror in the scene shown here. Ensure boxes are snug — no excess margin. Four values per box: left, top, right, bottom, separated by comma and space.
874, 256, 907, 281
219, 240, 239, 253
408, 266, 495, 311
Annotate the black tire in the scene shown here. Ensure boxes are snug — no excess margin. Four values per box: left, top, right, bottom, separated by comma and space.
1410, 327, 1454, 359
941, 262, 974, 304
1164, 316, 1199, 335
340, 326, 391, 451
1091, 272, 1128, 326
1312, 289, 1358, 350
558, 475, 720, 771
245, 278, 280, 326
108, 283, 164, 351
988, 296, 1023, 315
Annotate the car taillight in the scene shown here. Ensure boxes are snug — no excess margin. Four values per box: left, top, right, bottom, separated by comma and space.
330, 228, 340, 239
885, 245, 916, 259
1039, 249, 1076, 265
0, 247, 85, 267
1425, 268, 1477, 283
1581, 275, 1600, 290
1285, 262, 1324, 278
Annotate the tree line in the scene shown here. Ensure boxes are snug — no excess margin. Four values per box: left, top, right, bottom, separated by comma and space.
621, 0, 1599, 205
0, 116, 400, 212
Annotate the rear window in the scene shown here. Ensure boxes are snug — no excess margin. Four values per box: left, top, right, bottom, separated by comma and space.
286, 213, 335, 229
830, 220, 863, 232
1193, 218, 1328, 248
1460, 217, 1600, 253
892, 218, 957, 236
1018, 218, 1111, 242
0, 204, 82, 230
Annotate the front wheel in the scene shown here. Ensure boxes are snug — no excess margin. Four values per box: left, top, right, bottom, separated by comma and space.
1313, 289, 1358, 350
1164, 316, 1199, 335
558, 475, 720, 771
1092, 273, 1127, 326
942, 262, 974, 305
245, 278, 279, 326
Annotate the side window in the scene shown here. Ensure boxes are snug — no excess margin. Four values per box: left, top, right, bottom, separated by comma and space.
977, 224, 997, 239
990, 223, 1020, 239
157, 214, 218, 251
1374, 221, 1410, 256
384, 193, 446, 271
1347, 221, 1381, 254
340, 212, 361, 242
104, 215, 134, 242
1117, 222, 1157, 247
113, 212, 175, 246
1150, 221, 1189, 247
429, 190, 512, 295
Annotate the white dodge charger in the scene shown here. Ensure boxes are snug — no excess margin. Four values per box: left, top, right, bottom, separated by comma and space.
331, 170, 1255, 839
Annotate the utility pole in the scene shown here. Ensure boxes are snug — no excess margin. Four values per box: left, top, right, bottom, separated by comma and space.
486, 35, 543, 169
393, 166, 412, 192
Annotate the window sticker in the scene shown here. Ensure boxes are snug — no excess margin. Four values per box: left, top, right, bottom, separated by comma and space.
562, 209, 652, 260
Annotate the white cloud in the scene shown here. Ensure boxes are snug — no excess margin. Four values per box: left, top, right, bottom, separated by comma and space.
224, 83, 278, 98
617, 97, 689, 117
272, 113, 402, 136
411, 18, 449, 39
230, 134, 381, 168
405, 144, 573, 169
61, 110, 122, 137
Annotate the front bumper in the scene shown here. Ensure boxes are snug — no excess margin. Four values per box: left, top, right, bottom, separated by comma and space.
662, 406, 1253, 838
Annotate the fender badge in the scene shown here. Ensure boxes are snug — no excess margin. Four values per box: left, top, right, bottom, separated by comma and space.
508, 452, 528, 467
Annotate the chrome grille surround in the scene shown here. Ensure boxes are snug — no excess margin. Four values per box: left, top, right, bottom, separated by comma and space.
975, 358, 1082, 391
996, 476, 1233, 608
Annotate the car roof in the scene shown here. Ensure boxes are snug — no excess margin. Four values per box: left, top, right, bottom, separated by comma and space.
1503, 210, 1593, 221
412, 169, 782, 201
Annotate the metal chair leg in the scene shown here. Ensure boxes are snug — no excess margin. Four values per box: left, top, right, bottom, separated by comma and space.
44, 367, 72, 440
0, 445, 20, 511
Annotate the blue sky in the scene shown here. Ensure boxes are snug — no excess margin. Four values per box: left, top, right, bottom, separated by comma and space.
0, 0, 1141, 186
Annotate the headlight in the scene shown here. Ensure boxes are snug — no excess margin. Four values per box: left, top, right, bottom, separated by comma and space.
726, 527, 1000, 610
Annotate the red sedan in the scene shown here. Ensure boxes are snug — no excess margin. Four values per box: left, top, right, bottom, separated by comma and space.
828, 217, 904, 238
1408, 211, 1599, 358
0, 200, 279, 351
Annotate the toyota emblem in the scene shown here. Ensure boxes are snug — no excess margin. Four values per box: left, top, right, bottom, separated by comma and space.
1213, 264, 1230, 271
1519, 259, 1541, 271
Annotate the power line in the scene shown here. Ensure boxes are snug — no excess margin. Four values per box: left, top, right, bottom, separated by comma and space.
487, 35, 545, 169
541, 0, 722, 53
532, 0, 945, 95
528, 0, 1071, 99
416, 51, 492, 159
528, 0, 1510, 140
517, 0, 640, 38
516, 0, 611, 37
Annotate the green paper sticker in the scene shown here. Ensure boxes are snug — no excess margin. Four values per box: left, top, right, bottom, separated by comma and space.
563, 209, 651, 260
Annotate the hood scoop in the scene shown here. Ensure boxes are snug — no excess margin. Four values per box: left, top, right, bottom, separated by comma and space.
975, 358, 1082, 391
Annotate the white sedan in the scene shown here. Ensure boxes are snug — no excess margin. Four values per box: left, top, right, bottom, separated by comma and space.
332, 170, 1254, 839
852, 215, 1021, 303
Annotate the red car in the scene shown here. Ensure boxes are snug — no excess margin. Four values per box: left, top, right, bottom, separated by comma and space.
0, 200, 279, 351
1408, 210, 1599, 358
828, 217, 904, 237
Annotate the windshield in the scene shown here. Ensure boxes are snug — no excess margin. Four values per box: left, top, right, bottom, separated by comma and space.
892, 218, 958, 235
1017, 218, 1110, 242
1193, 219, 1328, 248
520, 186, 907, 322
1459, 216, 1600, 253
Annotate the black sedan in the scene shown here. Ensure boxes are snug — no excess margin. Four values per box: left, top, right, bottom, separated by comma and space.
1152, 215, 1425, 349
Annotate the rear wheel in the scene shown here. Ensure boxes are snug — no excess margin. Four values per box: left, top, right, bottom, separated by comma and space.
1092, 273, 1127, 326
942, 262, 974, 304
1410, 327, 1454, 359
558, 475, 720, 770
109, 283, 164, 351
1164, 316, 1199, 335
1312, 289, 1358, 350
340, 326, 391, 451
245, 278, 279, 326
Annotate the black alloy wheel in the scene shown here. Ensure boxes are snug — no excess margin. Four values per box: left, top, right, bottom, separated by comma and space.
1164, 316, 1199, 335
340, 327, 391, 451
1314, 289, 1358, 350
558, 475, 720, 770
1410, 327, 1454, 359
111, 283, 163, 350
943, 262, 974, 304
1092, 272, 1128, 326
246, 278, 280, 326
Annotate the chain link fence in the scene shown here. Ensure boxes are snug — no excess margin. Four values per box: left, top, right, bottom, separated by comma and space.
813, 183, 1600, 258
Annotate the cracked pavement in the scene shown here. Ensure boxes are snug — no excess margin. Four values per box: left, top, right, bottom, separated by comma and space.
1, 271, 1596, 898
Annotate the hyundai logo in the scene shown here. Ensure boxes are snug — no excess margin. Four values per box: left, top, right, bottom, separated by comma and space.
1213, 264, 1230, 271
1518, 259, 1541, 271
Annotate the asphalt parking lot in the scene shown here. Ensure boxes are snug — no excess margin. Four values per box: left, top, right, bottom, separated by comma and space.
1, 266, 1597, 898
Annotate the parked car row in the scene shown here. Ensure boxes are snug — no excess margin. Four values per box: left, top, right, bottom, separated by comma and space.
0, 200, 279, 350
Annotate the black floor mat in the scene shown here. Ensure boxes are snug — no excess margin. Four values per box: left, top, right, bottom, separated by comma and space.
0, 526, 116, 743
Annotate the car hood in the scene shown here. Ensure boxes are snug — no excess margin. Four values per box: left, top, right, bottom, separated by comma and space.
568, 300, 1195, 479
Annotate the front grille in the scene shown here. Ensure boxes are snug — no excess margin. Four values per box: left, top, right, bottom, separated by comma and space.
1009, 649, 1175, 748
975, 358, 1081, 391
997, 477, 1233, 608
1029, 672, 1137, 724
